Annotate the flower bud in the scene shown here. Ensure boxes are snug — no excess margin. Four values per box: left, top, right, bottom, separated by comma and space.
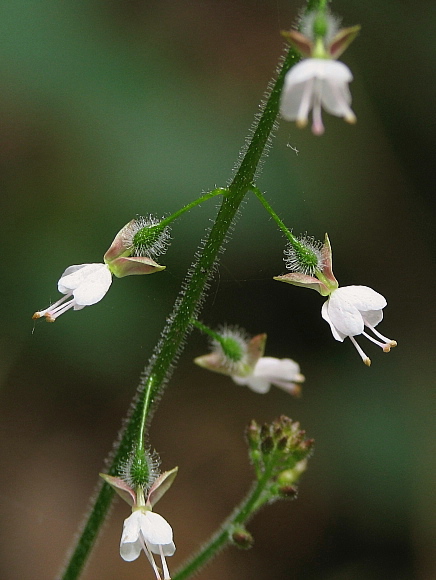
260, 435, 274, 456
231, 526, 254, 550
277, 460, 308, 487
245, 419, 261, 447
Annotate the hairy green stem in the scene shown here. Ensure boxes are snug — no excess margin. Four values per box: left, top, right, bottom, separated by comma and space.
251, 185, 300, 246
60, 42, 300, 580
192, 319, 227, 345
159, 188, 227, 229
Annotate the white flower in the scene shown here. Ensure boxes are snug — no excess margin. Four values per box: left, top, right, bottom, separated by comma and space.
321, 285, 397, 365
101, 467, 178, 580
280, 58, 356, 135
194, 329, 304, 397
120, 509, 175, 579
232, 356, 304, 395
33, 263, 112, 322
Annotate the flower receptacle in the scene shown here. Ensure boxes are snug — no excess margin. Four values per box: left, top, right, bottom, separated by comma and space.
276, 234, 338, 296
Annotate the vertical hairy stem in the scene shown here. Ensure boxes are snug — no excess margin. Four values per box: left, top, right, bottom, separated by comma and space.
60, 40, 300, 580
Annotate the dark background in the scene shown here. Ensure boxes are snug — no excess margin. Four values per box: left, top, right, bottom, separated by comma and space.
0, 1, 434, 579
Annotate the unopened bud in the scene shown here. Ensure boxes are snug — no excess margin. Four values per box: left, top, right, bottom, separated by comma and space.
261, 436, 274, 456
231, 527, 254, 550
278, 484, 298, 499
245, 420, 260, 445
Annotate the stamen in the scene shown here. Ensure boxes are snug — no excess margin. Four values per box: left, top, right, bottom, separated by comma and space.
159, 545, 171, 580
45, 295, 76, 321
33, 293, 75, 322
349, 336, 371, 366
328, 80, 356, 122
365, 324, 397, 348
139, 536, 162, 580
296, 78, 314, 128
311, 86, 324, 135
362, 331, 390, 351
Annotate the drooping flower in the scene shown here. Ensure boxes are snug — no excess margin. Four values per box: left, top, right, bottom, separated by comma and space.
321, 285, 397, 366
33, 263, 112, 322
194, 327, 304, 396
33, 218, 166, 322
275, 234, 397, 365
101, 467, 178, 580
232, 356, 304, 396
280, 10, 360, 135
280, 59, 355, 135
120, 510, 174, 578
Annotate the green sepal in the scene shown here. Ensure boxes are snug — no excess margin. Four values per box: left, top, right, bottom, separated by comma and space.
281, 29, 313, 57
147, 467, 178, 509
274, 272, 331, 296
108, 256, 165, 278
328, 25, 361, 59
99, 473, 136, 507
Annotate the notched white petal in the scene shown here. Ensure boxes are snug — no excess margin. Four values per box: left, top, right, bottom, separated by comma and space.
321, 301, 346, 341
120, 512, 142, 562
72, 264, 112, 306
140, 511, 173, 549
322, 285, 395, 364
334, 285, 387, 311
232, 356, 304, 395
233, 374, 271, 394
326, 291, 365, 336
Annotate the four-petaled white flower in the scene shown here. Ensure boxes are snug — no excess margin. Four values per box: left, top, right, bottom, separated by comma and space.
232, 356, 304, 396
321, 285, 397, 366
120, 509, 175, 579
280, 59, 356, 136
101, 467, 178, 580
33, 263, 112, 322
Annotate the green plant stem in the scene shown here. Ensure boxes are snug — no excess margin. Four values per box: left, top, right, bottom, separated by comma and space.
307, 0, 328, 12
173, 466, 274, 580
159, 188, 227, 229
192, 319, 225, 343
60, 43, 300, 580
251, 185, 299, 246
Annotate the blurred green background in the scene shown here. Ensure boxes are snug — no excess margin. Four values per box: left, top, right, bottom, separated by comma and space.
0, 1, 434, 579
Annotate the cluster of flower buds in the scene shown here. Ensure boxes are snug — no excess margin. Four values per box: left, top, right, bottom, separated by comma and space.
32, 216, 169, 322
245, 416, 314, 499
280, 8, 360, 135
194, 324, 304, 396
275, 234, 397, 365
